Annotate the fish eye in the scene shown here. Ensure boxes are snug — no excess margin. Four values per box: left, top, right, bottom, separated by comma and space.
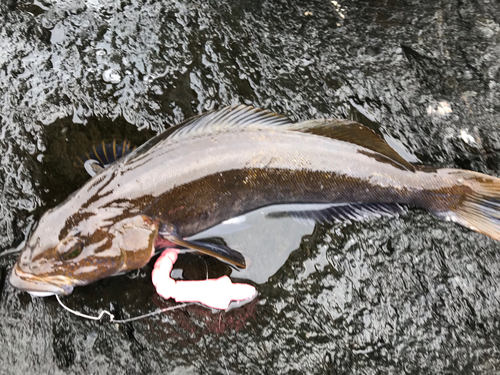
57, 238, 84, 261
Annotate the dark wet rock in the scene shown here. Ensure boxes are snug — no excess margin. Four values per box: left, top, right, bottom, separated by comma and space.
52, 323, 76, 369
1, 0, 500, 374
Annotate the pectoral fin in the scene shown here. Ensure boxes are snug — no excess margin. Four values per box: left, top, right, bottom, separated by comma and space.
84, 159, 105, 177
76, 140, 136, 176
159, 223, 246, 269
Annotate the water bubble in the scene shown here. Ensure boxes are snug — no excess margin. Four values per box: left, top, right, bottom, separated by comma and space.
26, 143, 36, 155
460, 129, 476, 145
427, 101, 452, 116
50, 24, 65, 45
102, 69, 121, 84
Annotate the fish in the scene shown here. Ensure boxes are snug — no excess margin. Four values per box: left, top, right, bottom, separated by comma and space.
9, 105, 500, 297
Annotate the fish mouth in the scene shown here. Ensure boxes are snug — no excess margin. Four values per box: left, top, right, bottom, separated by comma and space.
9, 264, 74, 296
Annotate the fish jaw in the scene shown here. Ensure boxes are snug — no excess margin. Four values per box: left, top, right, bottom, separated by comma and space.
9, 263, 74, 296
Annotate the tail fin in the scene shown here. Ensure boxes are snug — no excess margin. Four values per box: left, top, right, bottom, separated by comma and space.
442, 170, 500, 241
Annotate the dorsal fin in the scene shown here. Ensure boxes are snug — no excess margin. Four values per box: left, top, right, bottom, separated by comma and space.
150, 105, 414, 172
288, 119, 416, 172
169, 105, 293, 140
130, 105, 292, 153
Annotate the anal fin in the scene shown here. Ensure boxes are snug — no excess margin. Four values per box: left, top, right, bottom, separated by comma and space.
266, 202, 405, 224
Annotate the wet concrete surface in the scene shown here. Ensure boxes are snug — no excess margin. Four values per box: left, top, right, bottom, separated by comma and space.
1, 0, 500, 373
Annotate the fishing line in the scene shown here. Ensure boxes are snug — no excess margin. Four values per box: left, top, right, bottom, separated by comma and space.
55, 294, 192, 323
0, 247, 23, 258
0, 216, 35, 258
200, 256, 209, 280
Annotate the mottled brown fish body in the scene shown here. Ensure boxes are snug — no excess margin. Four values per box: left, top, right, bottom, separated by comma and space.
9, 106, 500, 296
132, 130, 479, 237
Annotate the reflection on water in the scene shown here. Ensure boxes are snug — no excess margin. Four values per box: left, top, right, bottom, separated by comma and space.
190, 204, 317, 284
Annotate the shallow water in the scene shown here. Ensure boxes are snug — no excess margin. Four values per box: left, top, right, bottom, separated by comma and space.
1, 0, 500, 373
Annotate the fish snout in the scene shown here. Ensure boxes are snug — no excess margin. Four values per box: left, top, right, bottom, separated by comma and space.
9, 263, 74, 296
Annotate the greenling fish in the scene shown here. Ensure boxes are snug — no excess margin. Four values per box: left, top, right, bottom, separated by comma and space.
9, 105, 500, 296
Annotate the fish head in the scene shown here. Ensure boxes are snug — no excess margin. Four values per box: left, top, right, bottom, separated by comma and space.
10, 212, 158, 297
